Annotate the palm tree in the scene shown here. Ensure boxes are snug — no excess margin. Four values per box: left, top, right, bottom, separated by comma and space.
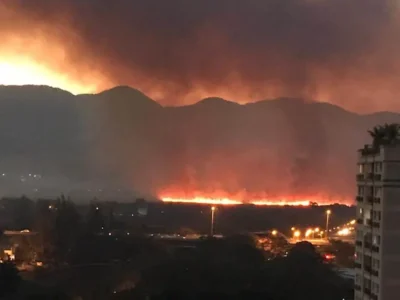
368, 123, 400, 148
368, 125, 386, 148
383, 123, 400, 144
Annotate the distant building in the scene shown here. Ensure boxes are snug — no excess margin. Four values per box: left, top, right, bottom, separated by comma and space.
355, 143, 400, 300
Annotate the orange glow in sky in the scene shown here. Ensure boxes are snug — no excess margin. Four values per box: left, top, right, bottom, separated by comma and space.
0, 57, 97, 94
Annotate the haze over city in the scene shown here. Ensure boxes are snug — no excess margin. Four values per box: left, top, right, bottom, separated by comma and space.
2, 1, 400, 299
0, 0, 399, 206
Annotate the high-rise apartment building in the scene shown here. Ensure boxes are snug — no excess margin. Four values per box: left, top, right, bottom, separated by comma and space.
355, 143, 400, 300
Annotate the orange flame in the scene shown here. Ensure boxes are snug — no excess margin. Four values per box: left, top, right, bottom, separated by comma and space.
159, 188, 352, 207
160, 196, 311, 206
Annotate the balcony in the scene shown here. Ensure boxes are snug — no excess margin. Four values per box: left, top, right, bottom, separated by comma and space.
356, 174, 365, 181
373, 197, 381, 204
356, 240, 362, 247
371, 269, 379, 277
372, 222, 380, 229
357, 219, 363, 225
366, 219, 373, 226
372, 245, 380, 253
373, 174, 382, 181
366, 196, 374, 204
356, 196, 364, 202
355, 262, 362, 269
371, 294, 378, 300
365, 265, 372, 274
366, 172, 374, 180
364, 287, 372, 296
354, 284, 361, 291
364, 241, 372, 249
359, 146, 379, 156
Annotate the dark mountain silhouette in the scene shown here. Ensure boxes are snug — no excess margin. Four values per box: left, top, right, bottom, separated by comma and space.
0, 85, 397, 203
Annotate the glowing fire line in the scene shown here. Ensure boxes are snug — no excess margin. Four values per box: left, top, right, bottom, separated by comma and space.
161, 197, 311, 206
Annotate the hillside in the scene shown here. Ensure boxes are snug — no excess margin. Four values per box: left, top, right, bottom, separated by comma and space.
0, 85, 397, 202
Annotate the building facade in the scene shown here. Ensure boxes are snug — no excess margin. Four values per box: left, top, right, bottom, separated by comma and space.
355, 144, 400, 300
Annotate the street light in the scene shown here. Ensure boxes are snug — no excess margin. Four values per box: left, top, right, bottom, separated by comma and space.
305, 229, 313, 238
294, 230, 301, 240
325, 209, 332, 240
272, 230, 278, 236
210, 206, 216, 236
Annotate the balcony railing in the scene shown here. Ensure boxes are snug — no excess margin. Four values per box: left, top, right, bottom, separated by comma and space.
373, 174, 382, 181
364, 287, 372, 296
357, 219, 363, 225
356, 240, 362, 247
371, 269, 379, 277
354, 284, 361, 291
364, 241, 372, 249
373, 197, 381, 204
359, 146, 379, 156
372, 245, 380, 253
366, 172, 374, 180
355, 262, 362, 269
365, 265, 372, 274
366, 219, 373, 226
372, 222, 380, 229
366, 196, 374, 204
371, 294, 378, 300
356, 196, 364, 202
356, 174, 365, 181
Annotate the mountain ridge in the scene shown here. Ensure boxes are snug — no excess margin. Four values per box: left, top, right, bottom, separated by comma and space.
0, 84, 398, 202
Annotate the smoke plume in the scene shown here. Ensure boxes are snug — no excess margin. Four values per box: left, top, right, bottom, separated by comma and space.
0, 1, 399, 204
1, 0, 400, 111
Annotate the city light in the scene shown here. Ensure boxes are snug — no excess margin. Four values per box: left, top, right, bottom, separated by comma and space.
272, 230, 278, 236
294, 230, 301, 238
305, 229, 314, 238
337, 228, 350, 236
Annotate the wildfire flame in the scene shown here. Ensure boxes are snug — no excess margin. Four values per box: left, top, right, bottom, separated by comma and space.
161, 196, 311, 206
159, 190, 353, 206
158, 186, 353, 206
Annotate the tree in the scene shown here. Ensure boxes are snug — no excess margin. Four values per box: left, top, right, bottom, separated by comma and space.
86, 201, 106, 234
34, 196, 82, 266
0, 261, 21, 297
368, 123, 400, 147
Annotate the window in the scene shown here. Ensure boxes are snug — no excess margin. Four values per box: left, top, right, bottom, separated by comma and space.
374, 162, 382, 173
355, 274, 362, 284
359, 164, 364, 174
372, 210, 381, 221
374, 187, 382, 197
373, 211, 381, 221
372, 235, 381, 245
358, 185, 364, 196
372, 281, 380, 294
364, 277, 371, 289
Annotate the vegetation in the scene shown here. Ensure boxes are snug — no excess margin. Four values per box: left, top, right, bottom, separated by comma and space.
0, 197, 355, 299
0, 261, 21, 297
368, 123, 400, 148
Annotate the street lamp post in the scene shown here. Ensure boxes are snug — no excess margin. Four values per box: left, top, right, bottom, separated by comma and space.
325, 209, 331, 240
210, 206, 216, 236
